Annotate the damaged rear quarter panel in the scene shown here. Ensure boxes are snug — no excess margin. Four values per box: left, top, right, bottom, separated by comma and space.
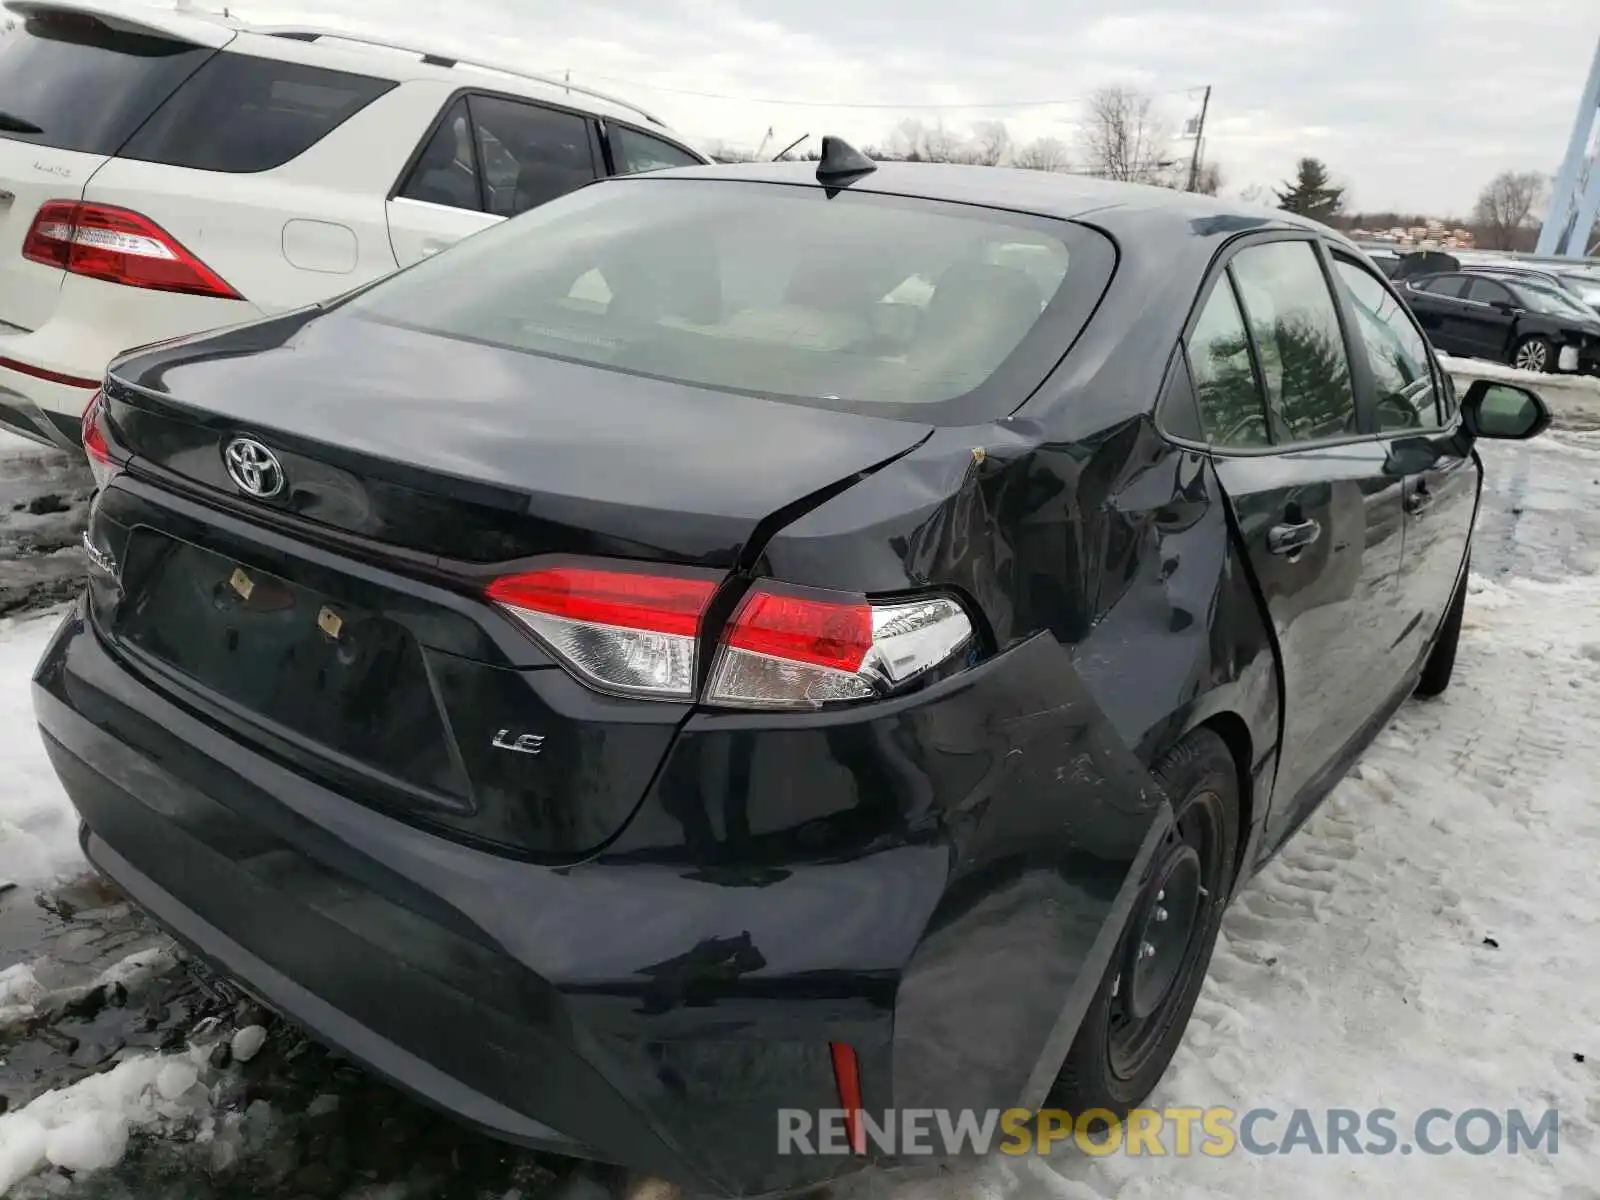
743, 413, 1279, 1113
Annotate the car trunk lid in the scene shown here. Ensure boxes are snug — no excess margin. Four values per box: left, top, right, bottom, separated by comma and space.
88, 307, 933, 859
103, 306, 936, 566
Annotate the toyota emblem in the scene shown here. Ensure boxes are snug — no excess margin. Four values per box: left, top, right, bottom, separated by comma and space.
223, 437, 286, 499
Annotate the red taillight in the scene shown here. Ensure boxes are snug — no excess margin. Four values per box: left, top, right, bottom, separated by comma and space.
724, 589, 873, 673
81, 390, 125, 491
22, 201, 241, 300
486, 561, 975, 709
707, 584, 974, 710
487, 565, 717, 700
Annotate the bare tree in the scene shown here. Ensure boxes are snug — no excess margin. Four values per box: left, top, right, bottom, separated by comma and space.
889, 118, 963, 163
1013, 136, 1072, 173
1238, 183, 1272, 206
1078, 86, 1174, 185
966, 120, 1011, 167
1472, 171, 1547, 250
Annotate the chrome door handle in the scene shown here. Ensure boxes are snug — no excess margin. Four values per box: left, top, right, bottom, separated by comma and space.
1267, 518, 1321, 556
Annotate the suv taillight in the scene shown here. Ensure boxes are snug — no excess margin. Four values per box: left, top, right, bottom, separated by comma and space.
486, 563, 975, 710
22, 201, 242, 300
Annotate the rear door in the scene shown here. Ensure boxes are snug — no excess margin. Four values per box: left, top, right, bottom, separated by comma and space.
0, 6, 224, 330
1399, 274, 1472, 353
387, 92, 603, 267
1189, 236, 1408, 839
1458, 276, 1518, 361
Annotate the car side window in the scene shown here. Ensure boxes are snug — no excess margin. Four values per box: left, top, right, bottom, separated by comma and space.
397, 98, 481, 211
1229, 241, 1359, 443
467, 95, 598, 217
611, 126, 702, 174
1332, 255, 1442, 430
1186, 276, 1272, 448
1464, 277, 1513, 306
1414, 273, 1466, 297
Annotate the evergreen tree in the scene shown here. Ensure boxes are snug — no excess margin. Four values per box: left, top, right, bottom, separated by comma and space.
1275, 157, 1345, 222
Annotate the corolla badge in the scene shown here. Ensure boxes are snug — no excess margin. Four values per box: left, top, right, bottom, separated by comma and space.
223, 437, 286, 498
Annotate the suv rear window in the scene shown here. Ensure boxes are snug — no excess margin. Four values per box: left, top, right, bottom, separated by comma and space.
118, 52, 395, 173
345, 177, 1114, 422
0, 13, 210, 155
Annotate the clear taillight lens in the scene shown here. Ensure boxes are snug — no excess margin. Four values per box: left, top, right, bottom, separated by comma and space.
487, 562, 976, 710
706, 586, 973, 710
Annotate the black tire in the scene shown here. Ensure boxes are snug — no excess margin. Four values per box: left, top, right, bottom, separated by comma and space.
1511, 335, 1556, 374
1049, 728, 1240, 1115
1415, 563, 1467, 698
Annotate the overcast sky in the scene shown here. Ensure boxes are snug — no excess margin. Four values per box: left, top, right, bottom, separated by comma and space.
255, 0, 1597, 217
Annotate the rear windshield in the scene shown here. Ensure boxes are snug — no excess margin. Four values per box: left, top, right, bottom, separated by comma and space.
119, 52, 396, 173
0, 13, 210, 155
344, 177, 1114, 420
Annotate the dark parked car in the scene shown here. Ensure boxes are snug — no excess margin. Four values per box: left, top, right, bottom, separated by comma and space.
33, 145, 1550, 1196
1463, 261, 1600, 315
1397, 269, 1600, 372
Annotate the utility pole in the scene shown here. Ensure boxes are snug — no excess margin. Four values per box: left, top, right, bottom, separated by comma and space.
1186, 85, 1212, 193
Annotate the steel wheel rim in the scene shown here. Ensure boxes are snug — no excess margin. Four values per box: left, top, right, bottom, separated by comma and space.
1107, 788, 1227, 1081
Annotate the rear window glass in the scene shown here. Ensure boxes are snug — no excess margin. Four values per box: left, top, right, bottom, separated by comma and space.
118, 52, 395, 173
0, 14, 210, 155
344, 178, 1112, 420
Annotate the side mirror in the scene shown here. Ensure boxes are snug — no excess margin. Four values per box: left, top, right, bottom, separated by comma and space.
1488, 299, 1517, 314
1460, 379, 1552, 440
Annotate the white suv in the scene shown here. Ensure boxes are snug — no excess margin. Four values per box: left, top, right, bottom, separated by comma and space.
0, 0, 709, 449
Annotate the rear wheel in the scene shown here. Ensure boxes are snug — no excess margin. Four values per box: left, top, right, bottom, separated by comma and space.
1512, 335, 1555, 374
1415, 563, 1467, 698
1049, 728, 1240, 1113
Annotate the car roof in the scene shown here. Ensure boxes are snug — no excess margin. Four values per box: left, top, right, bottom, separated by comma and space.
4, 0, 690, 134
636, 160, 1339, 248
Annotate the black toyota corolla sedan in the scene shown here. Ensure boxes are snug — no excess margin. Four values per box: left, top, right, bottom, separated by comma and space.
34, 143, 1549, 1195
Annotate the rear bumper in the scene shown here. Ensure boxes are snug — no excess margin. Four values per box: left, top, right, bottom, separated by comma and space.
0, 364, 91, 450
33, 600, 1167, 1192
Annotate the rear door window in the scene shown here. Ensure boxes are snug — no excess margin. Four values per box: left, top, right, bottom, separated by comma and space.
1187, 277, 1272, 448
396, 97, 480, 210
610, 126, 701, 174
0, 13, 211, 154
118, 53, 395, 173
466, 95, 599, 216
1230, 240, 1359, 443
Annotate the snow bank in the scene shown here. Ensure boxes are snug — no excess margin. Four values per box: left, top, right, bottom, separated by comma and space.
0, 611, 87, 887
1438, 352, 1600, 430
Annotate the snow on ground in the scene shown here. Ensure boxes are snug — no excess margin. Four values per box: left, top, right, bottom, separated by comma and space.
0, 610, 87, 888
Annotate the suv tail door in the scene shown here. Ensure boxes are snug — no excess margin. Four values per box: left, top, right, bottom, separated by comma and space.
0, 3, 228, 331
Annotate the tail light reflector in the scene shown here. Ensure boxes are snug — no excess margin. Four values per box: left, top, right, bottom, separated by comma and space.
22, 201, 242, 300
81, 390, 125, 491
829, 1042, 866, 1156
486, 565, 716, 700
